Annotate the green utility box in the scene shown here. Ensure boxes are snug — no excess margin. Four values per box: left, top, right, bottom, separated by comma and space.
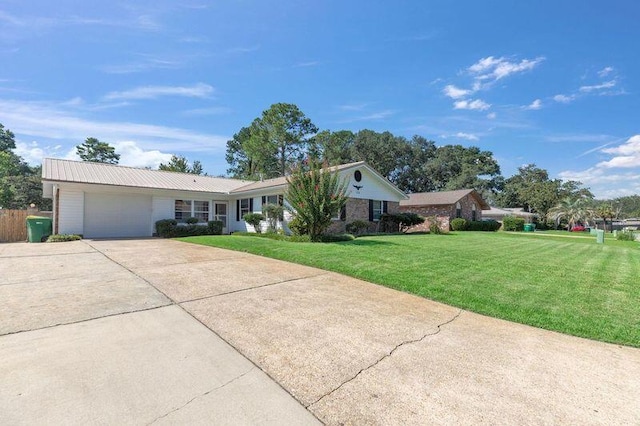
26, 216, 53, 243
523, 223, 535, 232
596, 229, 605, 244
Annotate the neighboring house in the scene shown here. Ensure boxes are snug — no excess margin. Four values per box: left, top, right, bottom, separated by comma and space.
41, 158, 407, 239
399, 189, 490, 231
483, 207, 537, 223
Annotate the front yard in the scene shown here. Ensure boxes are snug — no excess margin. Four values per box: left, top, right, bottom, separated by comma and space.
180, 232, 640, 347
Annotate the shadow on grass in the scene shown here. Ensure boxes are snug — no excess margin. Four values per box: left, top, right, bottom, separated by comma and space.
336, 239, 400, 247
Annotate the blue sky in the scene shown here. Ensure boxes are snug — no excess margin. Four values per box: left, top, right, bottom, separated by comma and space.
1, 1, 638, 198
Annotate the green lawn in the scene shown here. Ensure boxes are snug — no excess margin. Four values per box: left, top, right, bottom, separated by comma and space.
179, 232, 640, 347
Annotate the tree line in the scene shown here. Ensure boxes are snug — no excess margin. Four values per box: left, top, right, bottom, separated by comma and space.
2, 109, 639, 221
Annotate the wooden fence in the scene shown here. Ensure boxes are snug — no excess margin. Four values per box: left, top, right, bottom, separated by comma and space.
0, 209, 29, 243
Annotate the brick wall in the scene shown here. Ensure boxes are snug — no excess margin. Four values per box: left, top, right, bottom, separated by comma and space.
399, 194, 482, 232
326, 198, 400, 234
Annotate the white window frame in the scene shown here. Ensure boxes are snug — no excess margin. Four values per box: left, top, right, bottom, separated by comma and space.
239, 198, 251, 218
193, 200, 210, 223
214, 203, 227, 224
455, 202, 462, 218
175, 199, 211, 223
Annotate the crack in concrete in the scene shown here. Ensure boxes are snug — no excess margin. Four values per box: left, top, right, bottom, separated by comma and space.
146, 367, 255, 425
306, 309, 464, 409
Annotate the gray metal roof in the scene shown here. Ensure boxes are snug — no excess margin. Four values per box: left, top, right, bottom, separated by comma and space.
400, 189, 490, 209
42, 158, 251, 193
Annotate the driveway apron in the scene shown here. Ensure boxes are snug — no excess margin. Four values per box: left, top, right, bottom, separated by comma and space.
2, 238, 639, 425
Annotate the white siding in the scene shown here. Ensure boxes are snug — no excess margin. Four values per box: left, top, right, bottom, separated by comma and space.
230, 196, 262, 232
58, 189, 84, 235
152, 197, 174, 232
338, 167, 404, 202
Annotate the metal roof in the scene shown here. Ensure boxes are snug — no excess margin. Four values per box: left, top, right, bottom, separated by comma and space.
400, 189, 490, 209
230, 161, 367, 193
42, 158, 251, 194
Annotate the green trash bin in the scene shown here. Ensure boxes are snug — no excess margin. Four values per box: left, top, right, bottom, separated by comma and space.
523, 223, 534, 232
26, 216, 53, 243
596, 229, 605, 244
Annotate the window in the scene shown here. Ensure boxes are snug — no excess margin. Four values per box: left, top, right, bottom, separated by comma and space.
368, 199, 387, 221
175, 200, 211, 222
175, 200, 192, 222
194, 201, 209, 222
262, 195, 281, 206
472, 203, 477, 221
455, 202, 462, 218
354, 170, 362, 182
214, 203, 227, 223
237, 198, 251, 221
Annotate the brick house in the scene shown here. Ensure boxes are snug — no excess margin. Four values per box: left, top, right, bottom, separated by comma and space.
399, 189, 490, 232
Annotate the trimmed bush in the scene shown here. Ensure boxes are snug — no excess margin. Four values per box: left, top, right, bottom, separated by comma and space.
346, 220, 369, 235
263, 203, 284, 233
46, 234, 82, 242
466, 220, 501, 232
156, 219, 219, 238
503, 216, 525, 232
207, 220, 223, 235
243, 212, 265, 233
155, 219, 177, 236
185, 216, 199, 224
451, 218, 467, 231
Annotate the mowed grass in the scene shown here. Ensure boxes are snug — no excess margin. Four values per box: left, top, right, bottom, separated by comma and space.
180, 232, 640, 347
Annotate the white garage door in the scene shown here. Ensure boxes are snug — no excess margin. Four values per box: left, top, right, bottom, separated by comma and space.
84, 193, 153, 238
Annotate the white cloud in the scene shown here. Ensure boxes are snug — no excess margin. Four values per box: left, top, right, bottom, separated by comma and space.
113, 141, 173, 168
182, 106, 232, 116
294, 61, 319, 68
598, 66, 614, 78
579, 80, 616, 93
14, 141, 62, 164
525, 99, 542, 110
453, 99, 491, 111
454, 132, 479, 141
103, 83, 214, 101
553, 94, 575, 104
0, 99, 229, 154
443, 84, 470, 99
487, 112, 497, 119
559, 135, 640, 198
468, 56, 545, 82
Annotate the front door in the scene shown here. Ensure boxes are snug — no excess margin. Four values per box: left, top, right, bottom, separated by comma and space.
214, 203, 228, 234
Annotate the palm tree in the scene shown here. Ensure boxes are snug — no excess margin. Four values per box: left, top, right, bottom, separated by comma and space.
596, 204, 615, 233
548, 197, 594, 231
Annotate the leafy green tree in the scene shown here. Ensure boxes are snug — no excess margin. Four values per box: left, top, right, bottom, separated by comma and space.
285, 159, 348, 241
393, 135, 437, 193
352, 130, 405, 178
159, 155, 203, 175
226, 103, 317, 179
0, 123, 16, 152
76, 137, 120, 164
313, 130, 356, 165
496, 164, 592, 220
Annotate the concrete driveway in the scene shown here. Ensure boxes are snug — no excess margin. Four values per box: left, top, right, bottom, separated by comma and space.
1, 239, 639, 425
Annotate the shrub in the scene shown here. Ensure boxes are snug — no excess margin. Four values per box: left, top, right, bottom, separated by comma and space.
346, 220, 370, 235
185, 216, 199, 224
156, 219, 177, 237
243, 212, 265, 233
617, 231, 636, 241
318, 233, 355, 242
466, 220, 501, 232
503, 216, 525, 232
381, 212, 425, 233
156, 219, 218, 238
287, 216, 308, 236
207, 220, 223, 235
285, 159, 348, 241
428, 216, 446, 234
46, 234, 81, 242
263, 203, 284, 233
451, 218, 467, 231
